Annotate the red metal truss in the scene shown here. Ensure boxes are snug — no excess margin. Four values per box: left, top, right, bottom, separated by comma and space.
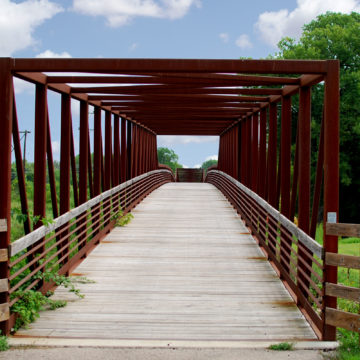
0, 58, 339, 340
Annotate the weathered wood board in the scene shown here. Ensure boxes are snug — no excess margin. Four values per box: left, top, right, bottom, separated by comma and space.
14, 183, 316, 341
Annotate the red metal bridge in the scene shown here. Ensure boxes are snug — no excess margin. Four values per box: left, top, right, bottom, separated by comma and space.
0, 58, 355, 345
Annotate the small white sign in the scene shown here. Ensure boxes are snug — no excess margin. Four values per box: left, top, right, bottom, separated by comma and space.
327, 212, 337, 223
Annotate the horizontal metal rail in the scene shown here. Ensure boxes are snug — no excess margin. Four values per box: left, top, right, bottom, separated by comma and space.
208, 170, 323, 258
10, 170, 172, 257
8, 170, 173, 329
206, 169, 325, 337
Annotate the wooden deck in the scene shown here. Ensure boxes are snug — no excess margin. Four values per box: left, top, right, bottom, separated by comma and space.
14, 183, 317, 342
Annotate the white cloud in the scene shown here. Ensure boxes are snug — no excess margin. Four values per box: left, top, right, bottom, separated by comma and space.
13, 77, 34, 94
255, 0, 360, 47
71, 99, 80, 117
52, 140, 60, 154
129, 42, 138, 51
157, 135, 218, 146
0, 0, 62, 56
72, 0, 201, 27
235, 34, 252, 49
205, 154, 218, 161
219, 32, 229, 43
36, 49, 72, 58
193, 164, 201, 168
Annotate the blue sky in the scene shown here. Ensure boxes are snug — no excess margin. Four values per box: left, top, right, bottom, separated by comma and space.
3, 0, 359, 167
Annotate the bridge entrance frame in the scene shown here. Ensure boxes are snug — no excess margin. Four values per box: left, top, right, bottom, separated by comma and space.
0, 58, 339, 340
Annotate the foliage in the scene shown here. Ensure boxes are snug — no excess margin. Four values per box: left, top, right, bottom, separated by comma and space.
111, 208, 134, 227
157, 147, 183, 173
201, 159, 218, 171
10, 264, 87, 331
268, 342, 293, 351
336, 329, 360, 360
116, 212, 134, 227
0, 332, 9, 352
11, 289, 66, 331
274, 12, 360, 223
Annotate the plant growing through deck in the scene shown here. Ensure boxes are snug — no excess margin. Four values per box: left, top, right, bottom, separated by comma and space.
111, 207, 134, 227
10, 262, 91, 331
268, 342, 293, 351
0, 332, 9, 351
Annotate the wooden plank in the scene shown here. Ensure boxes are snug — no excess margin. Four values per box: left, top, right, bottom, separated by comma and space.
0, 279, 8, 292
325, 252, 360, 269
13, 183, 317, 341
0, 303, 9, 321
0, 219, 6, 232
0, 249, 8, 262
325, 308, 360, 333
326, 282, 360, 302
326, 222, 360, 237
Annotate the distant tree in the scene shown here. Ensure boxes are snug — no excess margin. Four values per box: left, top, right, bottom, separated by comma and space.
274, 12, 360, 222
157, 147, 183, 173
201, 159, 218, 171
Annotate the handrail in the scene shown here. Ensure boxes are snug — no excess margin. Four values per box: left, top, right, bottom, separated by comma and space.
7, 169, 173, 330
10, 170, 173, 257
206, 169, 325, 338
208, 170, 323, 258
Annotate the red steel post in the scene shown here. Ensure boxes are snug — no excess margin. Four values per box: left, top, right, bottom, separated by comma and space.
113, 115, 120, 186
121, 118, 127, 183
93, 107, 102, 196
280, 96, 292, 217
297, 86, 312, 301
258, 108, 267, 197
251, 112, 258, 191
34, 84, 48, 232
267, 103, 277, 206
0, 59, 12, 335
104, 111, 112, 190
70, 122, 79, 207
79, 100, 89, 204
126, 121, 132, 180
46, 111, 59, 218
59, 93, 71, 267
280, 95, 292, 272
323, 60, 340, 341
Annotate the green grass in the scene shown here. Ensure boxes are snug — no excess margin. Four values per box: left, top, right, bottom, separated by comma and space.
268, 342, 293, 351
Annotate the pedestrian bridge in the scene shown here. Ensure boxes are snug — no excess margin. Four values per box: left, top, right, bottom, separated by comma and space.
13, 182, 316, 342
0, 58, 348, 344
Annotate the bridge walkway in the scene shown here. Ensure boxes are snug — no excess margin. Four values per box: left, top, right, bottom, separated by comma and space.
14, 183, 316, 342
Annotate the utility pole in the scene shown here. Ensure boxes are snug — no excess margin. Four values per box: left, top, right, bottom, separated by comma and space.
20, 130, 31, 173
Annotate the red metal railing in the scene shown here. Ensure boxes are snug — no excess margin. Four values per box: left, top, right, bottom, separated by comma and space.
7, 169, 173, 331
206, 170, 325, 339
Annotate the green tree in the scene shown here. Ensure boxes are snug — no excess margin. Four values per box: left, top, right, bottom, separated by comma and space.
157, 147, 183, 173
201, 159, 218, 171
274, 12, 360, 222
